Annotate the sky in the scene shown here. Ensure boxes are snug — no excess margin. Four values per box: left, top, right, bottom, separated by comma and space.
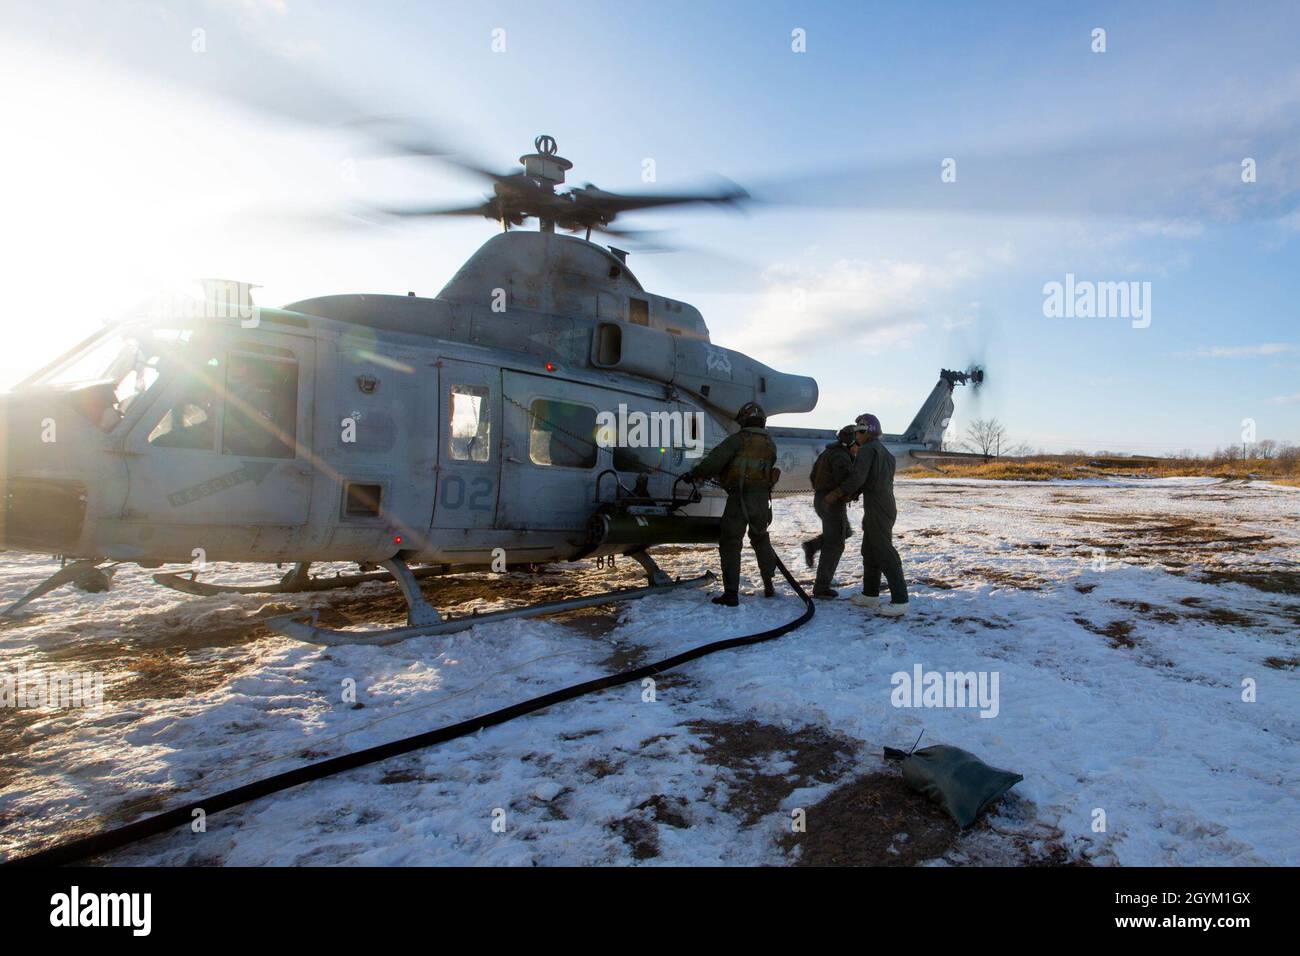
2, 0, 1298, 454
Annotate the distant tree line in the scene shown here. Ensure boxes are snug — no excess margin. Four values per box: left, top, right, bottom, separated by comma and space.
944, 418, 1298, 461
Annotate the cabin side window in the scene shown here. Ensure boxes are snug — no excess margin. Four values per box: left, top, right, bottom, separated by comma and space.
612, 446, 652, 473
222, 353, 299, 459
528, 399, 598, 469
448, 384, 491, 462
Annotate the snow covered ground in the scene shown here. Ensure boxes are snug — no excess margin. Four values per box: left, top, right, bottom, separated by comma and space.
1, 477, 1296, 866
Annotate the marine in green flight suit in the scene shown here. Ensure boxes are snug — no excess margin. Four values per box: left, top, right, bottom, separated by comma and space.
824, 412, 909, 615
803, 424, 859, 598
688, 401, 779, 607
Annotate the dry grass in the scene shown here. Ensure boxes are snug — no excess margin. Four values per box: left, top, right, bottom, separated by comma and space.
905, 461, 1081, 481
902, 456, 1300, 483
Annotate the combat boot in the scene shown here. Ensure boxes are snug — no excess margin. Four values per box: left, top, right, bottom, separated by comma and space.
802, 540, 818, 568
762, 578, 776, 598
711, 590, 740, 607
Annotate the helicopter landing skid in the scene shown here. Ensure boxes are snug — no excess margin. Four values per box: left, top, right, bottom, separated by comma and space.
265, 570, 716, 646
151, 562, 480, 597
1, 559, 117, 618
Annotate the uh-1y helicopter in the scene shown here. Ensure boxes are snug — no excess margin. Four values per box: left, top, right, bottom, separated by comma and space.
0, 136, 981, 644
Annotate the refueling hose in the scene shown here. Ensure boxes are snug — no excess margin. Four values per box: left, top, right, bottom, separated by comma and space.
6, 557, 813, 866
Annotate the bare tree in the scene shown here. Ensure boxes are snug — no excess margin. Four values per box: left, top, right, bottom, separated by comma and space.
1256, 439, 1278, 460
962, 418, 1007, 458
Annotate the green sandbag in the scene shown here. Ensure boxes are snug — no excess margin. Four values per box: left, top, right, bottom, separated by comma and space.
901, 745, 1023, 828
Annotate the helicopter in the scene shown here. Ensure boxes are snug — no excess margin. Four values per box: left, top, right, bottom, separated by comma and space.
0, 136, 982, 643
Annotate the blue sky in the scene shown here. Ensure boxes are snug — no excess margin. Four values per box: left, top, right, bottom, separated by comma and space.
3, 0, 1298, 453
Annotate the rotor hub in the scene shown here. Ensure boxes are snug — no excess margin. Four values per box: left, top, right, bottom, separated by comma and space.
519, 134, 573, 188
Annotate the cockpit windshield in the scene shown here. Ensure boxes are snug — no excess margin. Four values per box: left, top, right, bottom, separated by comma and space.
30, 324, 194, 415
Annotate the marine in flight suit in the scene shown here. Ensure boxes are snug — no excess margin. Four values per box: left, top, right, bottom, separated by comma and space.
688, 402, 780, 607
824, 413, 909, 615
803, 424, 858, 598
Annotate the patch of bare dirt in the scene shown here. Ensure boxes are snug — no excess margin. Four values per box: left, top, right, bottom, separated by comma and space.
951, 616, 1011, 630
607, 793, 693, 860
1188, 607, 1262, 628
1194, 568, 1300, 596
581, 756, 625, 780
1110, 599, 1266, 630
592, 639, 693, 689
550, 607, 623, 638
781, 772, 956, 865
1074, 617, 1137, 648
1111, 600, 1180, 624
687, 719, 859, 826
917, 576, 958, 590
1067, 512, 1164, 526
781, 771, 1082, 867
611, 816, 659, 860
968, 566, 1047, 591
1063, 515, 1274, 557
27, 639, 259, 704
1264, 656, 1299, 670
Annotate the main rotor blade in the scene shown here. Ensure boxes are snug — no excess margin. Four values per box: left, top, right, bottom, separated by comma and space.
570, 182, 750, 216
585, 225, 681, 252
344, 117, 523, 185
374, 201, 500, 219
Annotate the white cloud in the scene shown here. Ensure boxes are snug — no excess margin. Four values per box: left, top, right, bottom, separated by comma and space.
740, 250, 1001, 361
1266, 392, 1300, 405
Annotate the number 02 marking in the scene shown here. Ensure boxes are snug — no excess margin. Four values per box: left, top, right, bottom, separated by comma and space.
440, 475, 494, 511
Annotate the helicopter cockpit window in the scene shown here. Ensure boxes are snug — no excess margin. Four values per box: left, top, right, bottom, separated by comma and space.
38, 326, 192, 426
528, 399, 598, 469
222, 353, 299, 459
449, 385, 491, 462
147, 364, 219, 451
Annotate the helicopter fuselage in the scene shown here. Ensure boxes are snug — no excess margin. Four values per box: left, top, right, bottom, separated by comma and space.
0, 233, 959, 572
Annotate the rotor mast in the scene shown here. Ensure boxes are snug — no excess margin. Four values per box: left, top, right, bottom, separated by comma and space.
517, 134, 572, 233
